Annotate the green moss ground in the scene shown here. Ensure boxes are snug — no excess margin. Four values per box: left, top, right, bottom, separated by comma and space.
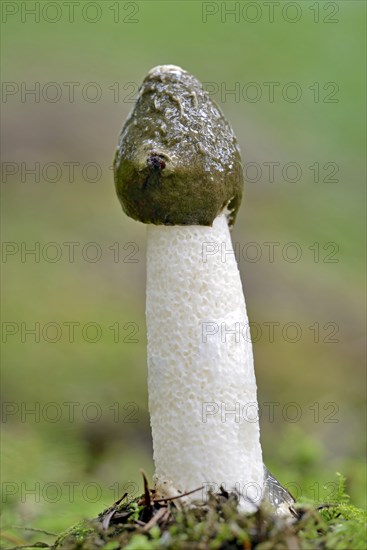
4, 474, 365, 550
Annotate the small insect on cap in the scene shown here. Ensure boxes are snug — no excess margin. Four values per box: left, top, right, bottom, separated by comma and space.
114, 65, 244, 226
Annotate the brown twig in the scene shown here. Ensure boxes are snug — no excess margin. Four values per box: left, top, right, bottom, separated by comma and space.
140, 469, 153, 509
113, 492, 129, 507
141, 507, 170, 532
152, 486, 203, 503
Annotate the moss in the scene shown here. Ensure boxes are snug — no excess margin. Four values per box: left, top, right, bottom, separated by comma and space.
50, 476, 366, 550
52, 522, 96, 549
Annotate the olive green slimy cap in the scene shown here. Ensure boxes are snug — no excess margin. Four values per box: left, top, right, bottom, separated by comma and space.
113, 65, 244, 226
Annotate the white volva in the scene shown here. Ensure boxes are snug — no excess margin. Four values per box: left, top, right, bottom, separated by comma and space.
146, 213, 264, 511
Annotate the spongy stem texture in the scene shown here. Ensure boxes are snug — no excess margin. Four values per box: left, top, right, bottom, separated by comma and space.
146, 213, 264, 510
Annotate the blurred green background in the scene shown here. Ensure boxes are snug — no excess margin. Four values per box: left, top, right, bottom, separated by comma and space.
1, 0, 366, 546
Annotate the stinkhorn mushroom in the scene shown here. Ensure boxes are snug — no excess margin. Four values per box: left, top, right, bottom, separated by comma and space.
114, 65, 295, 514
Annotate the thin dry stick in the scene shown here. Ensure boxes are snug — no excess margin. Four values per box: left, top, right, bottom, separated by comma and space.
152, 486, 203, 503
141, 507, 170, 533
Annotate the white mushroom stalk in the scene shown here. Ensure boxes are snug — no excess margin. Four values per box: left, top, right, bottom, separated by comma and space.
114, 65, 295, 514
146, 214, 263, 510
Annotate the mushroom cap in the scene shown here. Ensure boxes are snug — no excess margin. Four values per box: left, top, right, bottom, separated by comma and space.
114, 65, 244, 226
